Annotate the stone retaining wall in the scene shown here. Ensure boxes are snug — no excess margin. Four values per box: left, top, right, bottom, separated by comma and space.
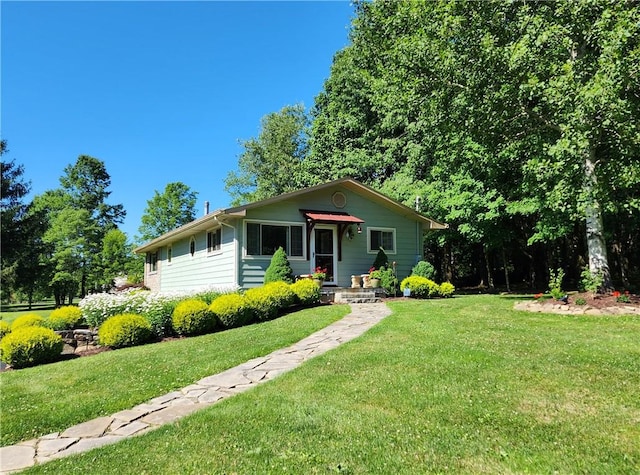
55, 329, 100, 354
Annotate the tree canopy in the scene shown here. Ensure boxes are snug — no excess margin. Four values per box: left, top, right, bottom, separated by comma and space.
138, 182, 198, 242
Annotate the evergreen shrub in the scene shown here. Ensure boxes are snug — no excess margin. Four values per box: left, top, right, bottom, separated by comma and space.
400, 276, 440, 299
209, 293, 250, 329
290, 279, 321, 306
372, 248, 389, 271
263, 247, 294, 284
0, 326, 63, 368
12, 314, 46, 330
98, 313, 152, 349
411, 261, 436, 280
439, 282, 455, 298
47, 306, 83, 330
0, 320, 11, 340
245, 282, 295, 321
172, 299, 216, 336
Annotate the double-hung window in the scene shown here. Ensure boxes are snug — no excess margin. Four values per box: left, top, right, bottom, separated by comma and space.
207, 228, 221, 253
149, 252, 158, 272
246, 221, 304, 258
368, 227, 396, 254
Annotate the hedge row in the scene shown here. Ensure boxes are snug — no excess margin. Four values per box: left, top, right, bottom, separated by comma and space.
0, 280, 323, 368
400, 276, 455, 299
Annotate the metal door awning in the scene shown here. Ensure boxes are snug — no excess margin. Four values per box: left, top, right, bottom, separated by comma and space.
301, 210, 365, 261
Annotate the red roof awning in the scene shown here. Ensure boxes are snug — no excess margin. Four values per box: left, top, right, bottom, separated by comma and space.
302, 211, 364, 224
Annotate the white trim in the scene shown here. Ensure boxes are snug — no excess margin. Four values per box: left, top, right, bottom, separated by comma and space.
311, 224, 338, 285
243, 219, 306, 260
367, 227, 397, 254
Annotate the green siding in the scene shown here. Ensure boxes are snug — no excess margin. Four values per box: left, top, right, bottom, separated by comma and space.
237, 184, 423, 288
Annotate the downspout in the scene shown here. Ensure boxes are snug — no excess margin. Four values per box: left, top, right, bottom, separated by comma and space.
215, 216, 238, 287
415, 196, 422, 264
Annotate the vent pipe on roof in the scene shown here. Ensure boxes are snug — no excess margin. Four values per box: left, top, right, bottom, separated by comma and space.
204, 201, 210, 215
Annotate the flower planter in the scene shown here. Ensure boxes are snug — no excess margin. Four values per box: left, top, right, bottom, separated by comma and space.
351, 275, 362, 288
370, 278, 381, 288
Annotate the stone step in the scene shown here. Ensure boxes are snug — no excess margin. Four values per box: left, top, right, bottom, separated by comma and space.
333, 291, 381, 304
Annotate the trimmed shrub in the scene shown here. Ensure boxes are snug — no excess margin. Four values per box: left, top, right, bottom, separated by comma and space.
290, 279, 321, 306
264, 247, 294, 284
209, 294, 250, 329
372, 248, 389, 271
0, 326, 63, 368
400, 276, 440, 299
439, 282, 455, 298
0, 320, 11, 340
245, 282, 295, 322
47, 306, 83, 330
411, 261, 436, 280
98, 313, 152, 349
12, 313, 46, 330
172, 299, 216, 336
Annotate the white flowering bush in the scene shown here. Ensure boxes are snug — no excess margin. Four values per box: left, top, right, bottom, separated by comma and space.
79, 284, 239, 336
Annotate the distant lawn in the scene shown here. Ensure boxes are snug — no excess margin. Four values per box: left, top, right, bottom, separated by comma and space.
0, 300, 70, 324
17, 295, 640, 474
0, 304, 350, 446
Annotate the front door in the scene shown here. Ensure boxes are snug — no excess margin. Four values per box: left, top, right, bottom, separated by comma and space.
312, 225, 337, 285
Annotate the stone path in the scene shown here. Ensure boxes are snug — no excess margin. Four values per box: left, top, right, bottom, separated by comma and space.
0, 303, 391, 474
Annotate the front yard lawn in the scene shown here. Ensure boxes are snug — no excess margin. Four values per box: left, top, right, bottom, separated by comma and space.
10, 295, 640, 473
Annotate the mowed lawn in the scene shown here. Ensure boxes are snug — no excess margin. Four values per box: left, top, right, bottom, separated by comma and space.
9, 295, 640, 474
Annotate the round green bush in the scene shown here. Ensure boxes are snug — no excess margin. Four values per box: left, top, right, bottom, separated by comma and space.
12, 313, 46, 330
439, 282, 455, 298
411, 261, 436, 280
245, 282, 296, 321
0, 320, 11, 340
47, 306, 83, 330
172, 299, 216, 336
209, 293, 250, 329
98, 313, 152, 349
400, 276, 439, 299
0, 326, 63, 368
290, 279, 321, 306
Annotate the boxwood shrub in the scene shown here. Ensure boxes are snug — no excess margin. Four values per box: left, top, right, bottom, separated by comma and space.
290, 279, 321, 306
0, 326, 63, 368
400, 276, 438, 298
11, 313, 47, 330
47, 305, 83, 330
439, 282, 455, 298
172, 299, 216, 336
98, 313, 152, 349
209, 293, 250, 329
245, 282, 296, 322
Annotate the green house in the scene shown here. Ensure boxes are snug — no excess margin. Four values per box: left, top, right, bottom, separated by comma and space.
135, 178, 446, 292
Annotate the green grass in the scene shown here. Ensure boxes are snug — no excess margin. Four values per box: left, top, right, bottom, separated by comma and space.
0, 304, 349, 446
0, 302, 57, 325
11, 295, 640, 474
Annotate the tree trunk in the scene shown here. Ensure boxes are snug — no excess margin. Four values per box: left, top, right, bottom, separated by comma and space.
502, 247, 511, 292
584, 147, 612, 290
444, 243, 454, 283
483, 244, 495, 290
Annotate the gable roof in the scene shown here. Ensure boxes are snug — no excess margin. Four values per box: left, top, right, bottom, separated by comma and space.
134, 178, 446, 253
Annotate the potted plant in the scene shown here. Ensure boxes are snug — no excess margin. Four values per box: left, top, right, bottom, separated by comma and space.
369, 267, 382, 288
312, 266, 327, 286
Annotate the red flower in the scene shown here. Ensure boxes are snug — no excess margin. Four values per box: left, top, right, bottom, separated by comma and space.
534, 293, 543, 299
369, 267, 376, 273
612, 290, 621, 297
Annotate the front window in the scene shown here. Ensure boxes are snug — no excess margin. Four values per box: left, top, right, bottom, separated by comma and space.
368, 227, 396, 254
246, 221, 304, 257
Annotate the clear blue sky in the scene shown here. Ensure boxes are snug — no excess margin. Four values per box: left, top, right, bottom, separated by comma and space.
1, 1, 354, 241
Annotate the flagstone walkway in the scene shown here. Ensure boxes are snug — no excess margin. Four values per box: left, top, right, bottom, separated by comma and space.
0, 303, 392, 474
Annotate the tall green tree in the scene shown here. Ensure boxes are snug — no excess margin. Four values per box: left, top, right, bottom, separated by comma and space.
225, 103, 310, 205
138, 182, 198, 242
32, 155, 126, 299
309, 0, 640, 289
